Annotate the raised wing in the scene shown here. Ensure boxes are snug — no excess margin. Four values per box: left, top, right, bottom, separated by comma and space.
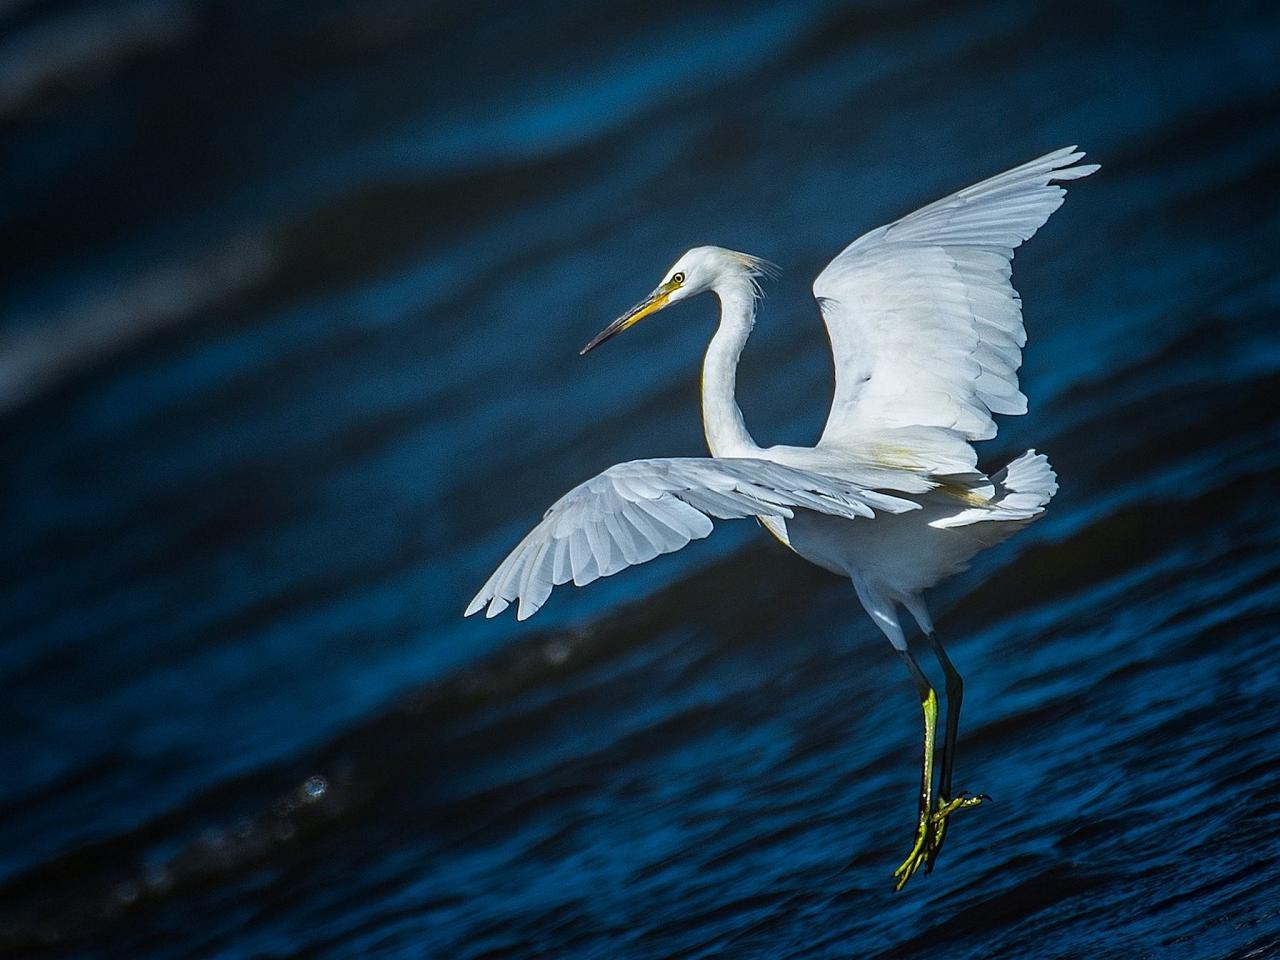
813, 146, 1098, 478
465, 457, 918, 621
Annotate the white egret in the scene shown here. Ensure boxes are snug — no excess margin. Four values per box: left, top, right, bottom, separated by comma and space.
466, 147, 1098, 888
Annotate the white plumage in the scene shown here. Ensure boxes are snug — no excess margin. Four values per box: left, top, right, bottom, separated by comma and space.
465, 458, 920, 621
467, 146, 1095, 633
465, 147, 1097, 887
814, 146, 1097, 480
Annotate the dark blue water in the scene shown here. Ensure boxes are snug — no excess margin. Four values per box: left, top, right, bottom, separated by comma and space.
2, 1, 1279, 956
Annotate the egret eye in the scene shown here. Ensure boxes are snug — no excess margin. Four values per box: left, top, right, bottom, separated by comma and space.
671, 272, 685, 285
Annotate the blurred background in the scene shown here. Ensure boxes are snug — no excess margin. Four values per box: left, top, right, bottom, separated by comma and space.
2, 1, 1279, 957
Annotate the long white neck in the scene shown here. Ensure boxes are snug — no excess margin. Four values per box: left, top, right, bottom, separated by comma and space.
701, 278, 759, 457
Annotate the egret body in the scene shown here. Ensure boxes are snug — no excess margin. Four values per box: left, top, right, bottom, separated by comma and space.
466, 148, 1098, 887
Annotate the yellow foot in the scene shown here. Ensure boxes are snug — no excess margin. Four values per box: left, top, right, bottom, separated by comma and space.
892, 792, 988, 891
923, 792, 988, 874
935, 792, 987, 819
892, 813, 933, 891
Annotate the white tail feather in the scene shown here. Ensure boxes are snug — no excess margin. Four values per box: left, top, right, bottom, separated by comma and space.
929, 449, 1058, 529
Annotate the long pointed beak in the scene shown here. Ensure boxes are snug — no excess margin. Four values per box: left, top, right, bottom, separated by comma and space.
580, 280, 678, 355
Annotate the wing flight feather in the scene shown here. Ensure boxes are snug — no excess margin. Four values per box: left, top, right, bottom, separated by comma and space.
465, 457, 919, 621
813, 146, 1098, 479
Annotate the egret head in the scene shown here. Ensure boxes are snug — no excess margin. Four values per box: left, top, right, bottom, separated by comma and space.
580, 246, 776, 355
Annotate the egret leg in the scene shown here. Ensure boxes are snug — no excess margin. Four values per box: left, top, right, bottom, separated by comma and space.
923, 630, 986, 874
928, 631, 963, 800
892, 648, 938, 891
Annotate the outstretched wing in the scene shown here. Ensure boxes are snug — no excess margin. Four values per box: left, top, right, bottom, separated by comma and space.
813, 146, 1098, 479
465, 457, 919, 621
